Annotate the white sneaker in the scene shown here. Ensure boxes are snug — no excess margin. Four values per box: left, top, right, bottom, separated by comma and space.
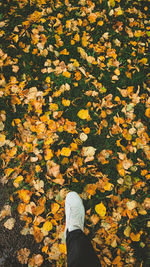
64, 191, 85, 240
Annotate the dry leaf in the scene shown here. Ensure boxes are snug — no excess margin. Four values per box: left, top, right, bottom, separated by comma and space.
82, 146, 96, 157
29, 254, 43, 267
42, 220, 53, 232
124, 225, 131, 237
33, 226, 44, 243
0, 205, 11, 221
51, 203, 60, 214
77, 109, 90, 120
95, 202, 106, 217
61, 147, 71, 157
130, 232, 141, 242
4, 217, 15, 230
17, 248, 30, 264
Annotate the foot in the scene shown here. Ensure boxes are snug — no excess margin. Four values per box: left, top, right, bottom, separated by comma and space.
64, 191, 85, 240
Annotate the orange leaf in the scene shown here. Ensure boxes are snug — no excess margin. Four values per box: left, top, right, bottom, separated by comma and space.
44, 148, 53, 161
33, 226, 44, 243
62, 71, 71, 78
17, 203, 26, 214
59, 244, 67, 254
112, 256, 122, 265
51, 203, 60, 214
130, 232, 141, 242
88, 13, 97, 23
145, 108, 150, 118
18, 189, 32, 204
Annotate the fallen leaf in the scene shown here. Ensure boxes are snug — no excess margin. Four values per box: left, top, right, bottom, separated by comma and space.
124, 225, 131, 237
42, 220, 53, 232
0, 205, 11, 221
59, 244, 67, 254
130, 232, 141, 242
61, 147, 71, 157
95, 202, 106, 218
77, 109, 90, 120
51, 203, 60, 214
17, 248, 30, 264
4, 217, 15, 230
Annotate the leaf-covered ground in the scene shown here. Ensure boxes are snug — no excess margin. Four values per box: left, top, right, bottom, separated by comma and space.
0, 0, 150, 266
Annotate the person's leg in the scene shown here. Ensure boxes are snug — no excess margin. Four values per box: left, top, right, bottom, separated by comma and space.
64, 191, 101, 267
66, 229, 100, 267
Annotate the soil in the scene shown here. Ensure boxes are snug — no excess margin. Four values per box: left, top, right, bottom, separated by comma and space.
0, 184, 51, 267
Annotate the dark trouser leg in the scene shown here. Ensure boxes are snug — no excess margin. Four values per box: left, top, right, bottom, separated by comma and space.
66, 229, 101, 267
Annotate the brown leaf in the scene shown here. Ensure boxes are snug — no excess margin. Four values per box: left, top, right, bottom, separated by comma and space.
33, 226, 44, 243
17, 248, 30, 264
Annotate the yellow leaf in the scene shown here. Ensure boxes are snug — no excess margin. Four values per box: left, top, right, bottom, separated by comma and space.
77, 109, 90, 120
13, 118, 21, 125
97, 21, 103, 26
13, 35, 19, 43
95, 202, 106, 217
59, 244, 67, 254
58, 126, 64, 132
13, 175, 23, 188
73, 33, 80, 42
61, 147, 71, 157
104, 182, 113, 191
116, 7, 123, 16
42, 220, 53, 232
45, 77, 51, 83
9, 147, 17, 157
138, 58, 147, 65
134, 30, 142, 37
44, 137, 53, 146
51, 203, 60, 214
62, 99, 70, 106
108, 0, 115, 7
124, 225, 131, 237
130, 232, 141, 242
49, 103, 58, 111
